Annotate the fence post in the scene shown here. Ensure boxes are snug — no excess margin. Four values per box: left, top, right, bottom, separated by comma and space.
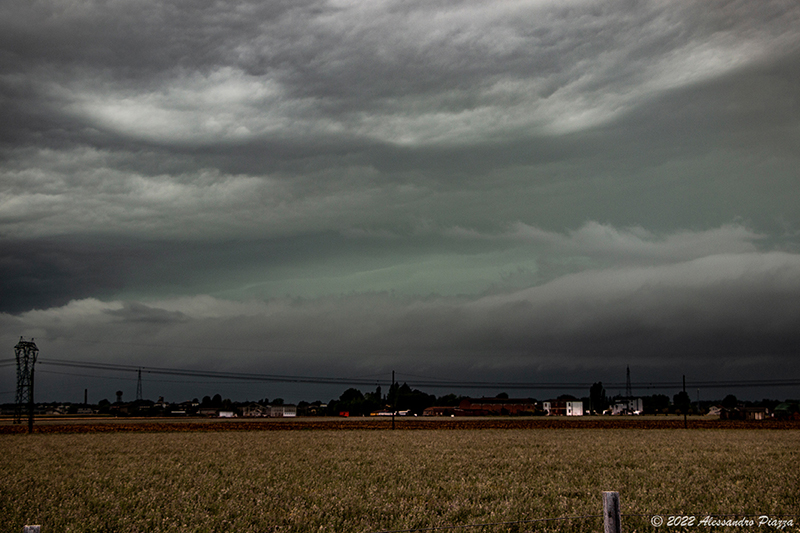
23, 526, 41, 533
603, 491, 621, 533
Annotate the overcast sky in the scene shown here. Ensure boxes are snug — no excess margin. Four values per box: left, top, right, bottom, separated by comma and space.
2, 0, 799, 403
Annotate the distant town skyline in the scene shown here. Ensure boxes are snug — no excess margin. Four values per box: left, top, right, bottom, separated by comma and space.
2, 1, 799, 403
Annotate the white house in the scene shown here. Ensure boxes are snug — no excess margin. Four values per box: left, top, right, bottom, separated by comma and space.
542, 400, 584, 416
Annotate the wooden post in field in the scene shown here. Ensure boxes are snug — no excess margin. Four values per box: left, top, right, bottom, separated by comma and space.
23, 526, 41, 533
683, 375, 688, 429
391, 370, 396, 430
603, 491, 621, 533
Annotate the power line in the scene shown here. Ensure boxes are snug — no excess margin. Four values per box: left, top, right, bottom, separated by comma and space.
29, 358, 800, 391
36, 368, 297, 386
38, 358, 394, 387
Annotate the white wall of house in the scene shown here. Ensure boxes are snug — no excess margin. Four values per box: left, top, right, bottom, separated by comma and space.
542, 400, 584, 416
566, 401, 583, 416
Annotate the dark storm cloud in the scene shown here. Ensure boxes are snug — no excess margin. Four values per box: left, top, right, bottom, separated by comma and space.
2, 0, 800, 401
104, 302, 189, 324
3, 0, 798, 152
3, 251, 799, 388
0, 237, 134, 314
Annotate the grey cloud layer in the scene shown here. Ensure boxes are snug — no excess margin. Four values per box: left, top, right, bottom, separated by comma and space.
4, 0, 798, 146
2, 0, 799, 242
2, 0, 799, 400
0, 222, 770, 314
4, 249, 799, 381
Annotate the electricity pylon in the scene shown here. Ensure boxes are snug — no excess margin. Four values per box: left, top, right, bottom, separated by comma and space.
14, 337, 39, 433
625, 365, 632, 399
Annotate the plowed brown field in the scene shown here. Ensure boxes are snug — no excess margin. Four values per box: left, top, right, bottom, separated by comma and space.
1, 416, 797, 433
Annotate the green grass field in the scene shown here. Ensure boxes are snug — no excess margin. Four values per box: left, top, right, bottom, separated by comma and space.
1, 429, 798, 532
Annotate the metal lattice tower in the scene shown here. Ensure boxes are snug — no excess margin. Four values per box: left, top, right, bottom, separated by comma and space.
625, 365, 632, 399
14, 337, 39, 432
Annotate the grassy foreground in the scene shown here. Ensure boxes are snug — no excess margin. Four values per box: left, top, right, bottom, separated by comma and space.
1, 429, 798, 532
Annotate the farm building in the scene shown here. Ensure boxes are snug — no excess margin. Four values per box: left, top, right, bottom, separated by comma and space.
773, 402, 800, 419
542, 399, 583, 416
370, 409, 412, 416
422, 406, 457, 416
456, 398, 538, 416
611, 398, 643, 415
269, 405, 297, 417
745, 407, 768, 420
241, 403, 268, 417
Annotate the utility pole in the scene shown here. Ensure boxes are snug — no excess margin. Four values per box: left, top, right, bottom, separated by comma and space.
14, 337, 39, 433
625, 365, 632, 399
683, 375, 687, 429
136, 368, 143, 401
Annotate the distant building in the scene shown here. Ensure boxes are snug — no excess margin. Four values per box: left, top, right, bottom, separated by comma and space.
242, 403, 268, 417
611, 398, 643, 415
745, 407, 768, 421
456, 398, 538, 416
542, 400, 583, 416
719, 406, 745, 420
422, 406, 457, 416
269, 405, 297, 418
773, 403, 800, 420
371, 409, 412, 416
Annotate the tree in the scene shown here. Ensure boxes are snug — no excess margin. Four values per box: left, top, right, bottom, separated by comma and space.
673, 391, 691, 413
589, 382, 606, 413
364, 386, 383, 414
329, 388, 367, 416
386, 382, 400, 407
394, 384, 436, 414
722, 395, 738, 409
339, 388, 364, 403
644, 394, 670, 414
436, 394, 464, 407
